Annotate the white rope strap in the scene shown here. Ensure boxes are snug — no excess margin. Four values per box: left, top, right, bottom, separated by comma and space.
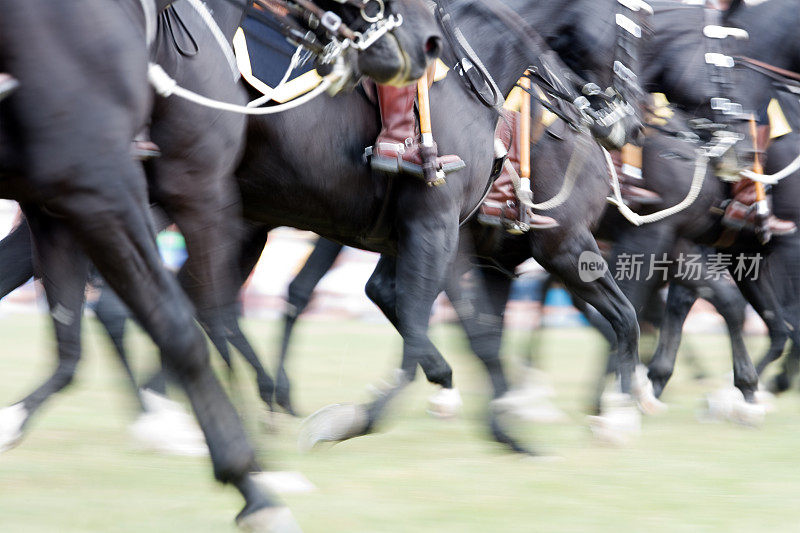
148, 63, 332, 114
184, 0, 240, 80
741, 149, 800, 185
604, 146, 708, 226
528, 134, 590, 210
247, 45, 306, 108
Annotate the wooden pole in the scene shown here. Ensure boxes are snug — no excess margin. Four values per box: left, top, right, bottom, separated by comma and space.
519, 73, 532, 180
749, 115, 765, 200
417, 72, 433, 147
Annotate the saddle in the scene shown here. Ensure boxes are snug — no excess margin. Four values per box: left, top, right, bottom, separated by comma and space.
233, 12, 321, 104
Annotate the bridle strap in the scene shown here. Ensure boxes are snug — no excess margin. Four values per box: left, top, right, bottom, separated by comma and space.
736, 56, 800, 83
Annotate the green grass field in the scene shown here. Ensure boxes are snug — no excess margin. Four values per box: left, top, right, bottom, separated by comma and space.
1, 312, 799, 533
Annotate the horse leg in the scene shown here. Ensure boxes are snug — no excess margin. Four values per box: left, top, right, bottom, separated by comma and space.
569, 296, 621, 413
522, 272, 557, 368
301, 202, 463, 450
171, 201, 275, 410
0, 214, 34, 298
647, 281, 695, 398
445, 265, 510, 399
48, 174, 277, 520
444, 265, 537, 453
534, 230, 641, 440
275, 237, 344, 415
364, 256, 454, 389
150, 104, 275, 408
0, 206, 88, 453
730, 272, 780, 399
735, 276, 792, 390
92, 280, 144, 409
774, 342, 800, 393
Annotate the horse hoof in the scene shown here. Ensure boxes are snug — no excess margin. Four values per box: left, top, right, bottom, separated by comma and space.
754, 389, 776, 413
130, 390, 209, 457
698, 387, 740, 423
731, 398, 766, 427
236, 506, 302, 533
427, 387, 462, 419
251, 472, 316, 494
490, 388, 567, 424
275, 395, 299, 418
767, 374, 791, 394
588, 393, 641, 446
698, 387, 765, 427
0, 403, 27, 453
297, 403, 368, 453
634, 366, 668, 416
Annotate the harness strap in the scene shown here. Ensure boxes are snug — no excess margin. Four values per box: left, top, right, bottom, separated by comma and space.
736, 56, 800, 83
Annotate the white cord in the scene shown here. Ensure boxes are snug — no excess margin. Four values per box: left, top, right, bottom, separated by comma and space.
247, 45, 306, 108
741, 150, 800, 185
183, 0, 240, 80
148, 63, 331, 114
604, 146, 708, 226
529, 134, 590, 210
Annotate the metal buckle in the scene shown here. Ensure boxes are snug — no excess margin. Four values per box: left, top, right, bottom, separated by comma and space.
705, 53, 734, 68
582, 83, 602, 97
710, 97, 744, 116
360, 0, 385, 23
703, 25, 749, 40
320, 11, 342, 34
613, 61, 638, 84
353, 14, 402, 51
616, 14, 642, 38
617, 0, 654, 14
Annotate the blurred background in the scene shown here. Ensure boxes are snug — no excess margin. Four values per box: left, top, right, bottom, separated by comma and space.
2, 198, 797, 533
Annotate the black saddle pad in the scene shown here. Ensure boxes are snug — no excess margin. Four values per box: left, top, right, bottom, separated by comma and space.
239, 12, 314, 89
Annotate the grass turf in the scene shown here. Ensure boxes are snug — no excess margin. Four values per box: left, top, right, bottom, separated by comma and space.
0, 312, 798, 532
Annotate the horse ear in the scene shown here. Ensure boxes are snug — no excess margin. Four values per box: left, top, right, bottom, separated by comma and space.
723, 0, 744, 22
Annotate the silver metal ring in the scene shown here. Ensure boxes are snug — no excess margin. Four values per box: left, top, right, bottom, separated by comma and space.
361, 0, 385, 23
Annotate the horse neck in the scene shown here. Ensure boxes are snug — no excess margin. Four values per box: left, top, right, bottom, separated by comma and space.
204, 0, 252, 42
446, 0, 569, 98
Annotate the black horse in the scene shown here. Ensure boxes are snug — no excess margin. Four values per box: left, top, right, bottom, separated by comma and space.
226, 0, 651, 453
0, 0, 444, 439
0, 0, 444, 529
602, 0, 800, 403
642, 0, 800, 396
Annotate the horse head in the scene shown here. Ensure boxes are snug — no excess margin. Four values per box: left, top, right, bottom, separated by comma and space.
313, 0, 442, 85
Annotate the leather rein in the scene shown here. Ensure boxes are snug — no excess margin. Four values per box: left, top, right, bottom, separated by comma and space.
736, 55, 800, 84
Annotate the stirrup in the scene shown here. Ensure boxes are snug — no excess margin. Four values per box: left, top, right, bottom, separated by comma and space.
364, 145, 466, 185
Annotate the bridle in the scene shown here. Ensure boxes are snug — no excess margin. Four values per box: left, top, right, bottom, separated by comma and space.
235, 0, 403, 66
438, 0, 652, 148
